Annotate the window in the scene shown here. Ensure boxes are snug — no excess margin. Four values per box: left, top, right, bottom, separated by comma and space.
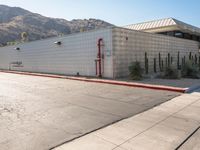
174, 32, 183, 38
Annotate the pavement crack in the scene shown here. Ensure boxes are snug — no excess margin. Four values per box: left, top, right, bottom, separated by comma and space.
175, 126, 200, 150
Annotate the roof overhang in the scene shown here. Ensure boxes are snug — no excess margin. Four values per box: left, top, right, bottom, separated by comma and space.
142, 25, 178, 33
143, 25, 200, 36
125, 18, 200, 37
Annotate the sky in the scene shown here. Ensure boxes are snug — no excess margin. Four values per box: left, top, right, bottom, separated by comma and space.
0, 0, 200, 27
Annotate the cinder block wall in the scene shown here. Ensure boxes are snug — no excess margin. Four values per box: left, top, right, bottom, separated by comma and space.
0, 28, 114, 78
112, 27, 200, 78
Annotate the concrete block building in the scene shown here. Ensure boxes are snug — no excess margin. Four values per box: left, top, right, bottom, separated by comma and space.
0, 18, 199, 78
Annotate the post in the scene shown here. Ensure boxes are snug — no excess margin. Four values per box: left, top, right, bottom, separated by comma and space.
177, 51, 180, 70
145, 52, 148, 74
168, 53, 170, 67
154, 58, 157, 73
159, 53, 161, 71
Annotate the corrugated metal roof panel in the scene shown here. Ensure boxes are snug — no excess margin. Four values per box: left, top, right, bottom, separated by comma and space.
124, 18, 200, 35
124, 18, 177, 31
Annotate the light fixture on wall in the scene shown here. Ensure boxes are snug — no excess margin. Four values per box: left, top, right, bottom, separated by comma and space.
14, 47, 20, 51
54, 41, 62, 45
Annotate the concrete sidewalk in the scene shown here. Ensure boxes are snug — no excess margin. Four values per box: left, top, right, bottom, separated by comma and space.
179, 128, 200, 150
54, 93, 200, 150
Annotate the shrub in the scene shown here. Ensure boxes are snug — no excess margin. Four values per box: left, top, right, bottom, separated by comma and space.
163, 66, 180, 79
182, 61, 200, 79
129, 61, 143, 80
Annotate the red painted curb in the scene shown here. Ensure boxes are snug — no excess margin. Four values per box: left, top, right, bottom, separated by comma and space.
0, 70, 187, 93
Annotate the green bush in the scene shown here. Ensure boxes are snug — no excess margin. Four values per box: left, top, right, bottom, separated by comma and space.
182, 61, 200, 79
163, 66, 180, 79
129, 61, 143, 80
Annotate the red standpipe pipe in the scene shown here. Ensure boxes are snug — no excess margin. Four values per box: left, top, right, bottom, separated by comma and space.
97, 38, 103, 77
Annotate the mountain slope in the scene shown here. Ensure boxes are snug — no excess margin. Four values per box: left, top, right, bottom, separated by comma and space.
0, 5, 113, 46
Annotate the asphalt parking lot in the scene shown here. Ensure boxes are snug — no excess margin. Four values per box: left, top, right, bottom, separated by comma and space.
0, 73, 180, 150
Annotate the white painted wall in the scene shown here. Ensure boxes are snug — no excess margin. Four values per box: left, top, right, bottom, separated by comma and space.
0, 28, 114, 78
1, 26, 199, 79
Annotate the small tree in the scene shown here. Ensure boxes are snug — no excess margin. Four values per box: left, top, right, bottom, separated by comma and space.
129, 61, 143, 80
21, 32, 28, 42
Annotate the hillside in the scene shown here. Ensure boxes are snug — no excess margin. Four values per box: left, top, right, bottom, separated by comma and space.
0, 5, 113, 46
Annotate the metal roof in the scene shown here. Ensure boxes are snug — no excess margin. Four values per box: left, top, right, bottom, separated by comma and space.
124, 18, 200, 36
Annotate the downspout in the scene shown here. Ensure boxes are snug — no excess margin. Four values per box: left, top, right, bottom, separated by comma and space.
96, 38, 103, 77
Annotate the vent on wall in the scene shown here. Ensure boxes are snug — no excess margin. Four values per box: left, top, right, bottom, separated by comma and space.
54, 41, 62, 45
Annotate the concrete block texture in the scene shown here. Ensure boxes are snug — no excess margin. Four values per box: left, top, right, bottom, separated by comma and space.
0, 28, 114, 78
0, 27, 199, 78
112, 27, 199, 78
